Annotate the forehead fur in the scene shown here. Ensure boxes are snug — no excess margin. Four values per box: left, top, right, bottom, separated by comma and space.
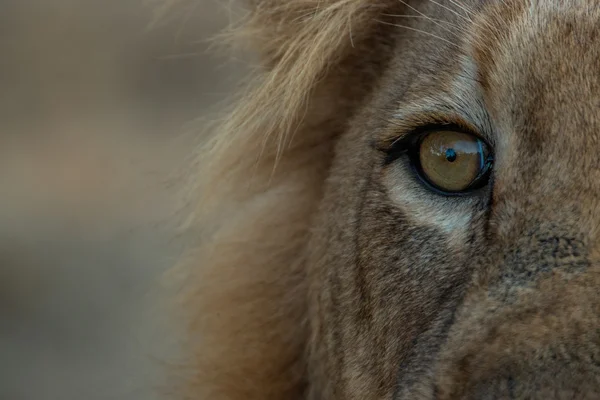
473, 0, 600, 110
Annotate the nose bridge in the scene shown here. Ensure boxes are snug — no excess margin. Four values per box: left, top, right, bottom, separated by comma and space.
508, 126, 600, 208
492, 147, 600, 256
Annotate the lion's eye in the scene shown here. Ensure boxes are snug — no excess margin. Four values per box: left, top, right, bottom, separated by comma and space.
413, 130, 492, 194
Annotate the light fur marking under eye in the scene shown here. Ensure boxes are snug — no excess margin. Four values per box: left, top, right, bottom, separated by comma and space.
384, 164, 475, 243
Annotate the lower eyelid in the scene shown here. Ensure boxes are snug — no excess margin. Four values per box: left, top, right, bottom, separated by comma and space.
383, 149, 493, 199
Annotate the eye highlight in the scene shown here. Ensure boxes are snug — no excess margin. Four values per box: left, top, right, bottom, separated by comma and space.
413, 130, 493, 194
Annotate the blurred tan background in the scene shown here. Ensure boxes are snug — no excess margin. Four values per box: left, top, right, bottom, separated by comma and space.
0, 1, 244, 399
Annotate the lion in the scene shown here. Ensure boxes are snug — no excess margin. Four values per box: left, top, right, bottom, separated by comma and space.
176, 0, 600, 398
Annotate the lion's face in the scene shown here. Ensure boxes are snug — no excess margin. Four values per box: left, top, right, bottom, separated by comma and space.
307, 0, 600, 398
184, 0, 600, 399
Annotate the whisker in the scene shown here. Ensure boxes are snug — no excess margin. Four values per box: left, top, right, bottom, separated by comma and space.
381, 13, 468, 36
425, 0, 478, 26
374, 19, 461, 49
446, 0, 477, 18
394, 0, 465, 36
381, 14, 460, 30
445, 0, 499, 37
427, 0, 500, 38
348, 12, 355, 48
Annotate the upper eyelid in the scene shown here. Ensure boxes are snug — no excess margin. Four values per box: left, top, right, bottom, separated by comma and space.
373, 114, 487, 155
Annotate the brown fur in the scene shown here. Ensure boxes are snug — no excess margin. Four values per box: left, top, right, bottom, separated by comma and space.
178, 1, 600, 399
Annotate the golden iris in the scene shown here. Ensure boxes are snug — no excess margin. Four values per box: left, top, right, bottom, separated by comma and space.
417, 131, 490, 193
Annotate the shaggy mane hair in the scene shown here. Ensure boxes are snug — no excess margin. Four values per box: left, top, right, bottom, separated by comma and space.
171, 1, 403, 398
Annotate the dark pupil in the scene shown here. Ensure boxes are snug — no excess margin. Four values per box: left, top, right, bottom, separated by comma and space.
445, 148, 457, 162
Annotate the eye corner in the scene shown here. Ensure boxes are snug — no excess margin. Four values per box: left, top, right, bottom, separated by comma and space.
377, 140, 411, 166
